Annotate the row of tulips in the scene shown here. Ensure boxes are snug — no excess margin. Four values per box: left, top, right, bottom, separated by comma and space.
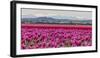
21, 25, 92, 49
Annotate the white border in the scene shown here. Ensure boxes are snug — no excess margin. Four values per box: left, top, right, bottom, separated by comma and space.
16, 4, 96, 55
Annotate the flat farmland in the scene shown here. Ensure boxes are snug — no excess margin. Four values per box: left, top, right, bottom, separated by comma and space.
21, 24, 92, 49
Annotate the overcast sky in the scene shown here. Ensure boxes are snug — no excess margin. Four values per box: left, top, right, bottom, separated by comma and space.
21, 8, 92, 20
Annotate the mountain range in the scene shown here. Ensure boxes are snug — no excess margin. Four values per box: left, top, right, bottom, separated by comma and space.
21, 17, 92, 25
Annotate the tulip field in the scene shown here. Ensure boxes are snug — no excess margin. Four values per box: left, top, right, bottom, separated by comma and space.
21, 24, 92, 49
